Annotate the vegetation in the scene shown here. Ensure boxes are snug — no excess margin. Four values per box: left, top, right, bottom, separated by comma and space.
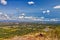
0, 23, 60, 40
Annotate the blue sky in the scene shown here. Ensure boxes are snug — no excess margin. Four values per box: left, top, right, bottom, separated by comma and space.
0, 0, 60, 21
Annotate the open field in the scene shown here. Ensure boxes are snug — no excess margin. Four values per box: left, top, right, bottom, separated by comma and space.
0, 23, 60, 40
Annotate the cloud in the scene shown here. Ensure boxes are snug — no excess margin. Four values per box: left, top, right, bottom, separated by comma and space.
18, 13, 25, 19
25, 16, 34, 19
28, 1, 35, 5
18, 13, 45, 21
4, 14, 10, 19
19, 16, 35, 20
40, 17, 45, 19
19, 16, 24, 19
0, 11, 10, 20
50, 19, 58, 21
42, 11, 46, 14
1, 0, 7, 5
0, 11, 3, 14
46, 10, 50, 13
28, 16, 45, 21
21, 13, 25, 16
42, 10, 50, 14
53, 5, 60, 9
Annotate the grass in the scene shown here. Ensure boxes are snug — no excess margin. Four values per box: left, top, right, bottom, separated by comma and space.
0, 23, 60, 40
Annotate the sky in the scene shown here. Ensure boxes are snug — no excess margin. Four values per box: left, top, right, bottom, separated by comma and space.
0, 0, 60, 21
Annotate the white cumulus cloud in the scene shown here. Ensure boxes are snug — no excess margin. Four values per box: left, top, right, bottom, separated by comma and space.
4, 14, 10, 19
47, 10, 50, 13
1, 0, 7, 5
42, 11, 46, 14
54, 5, 60, 9
0, 11, 10, 20
28, 1, 35, 5
42, 10, 50, 14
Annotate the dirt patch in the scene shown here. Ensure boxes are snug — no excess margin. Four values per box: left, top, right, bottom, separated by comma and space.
4, 34, 58, 40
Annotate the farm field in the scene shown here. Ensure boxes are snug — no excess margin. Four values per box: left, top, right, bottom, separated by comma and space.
0, 23, 60, 40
